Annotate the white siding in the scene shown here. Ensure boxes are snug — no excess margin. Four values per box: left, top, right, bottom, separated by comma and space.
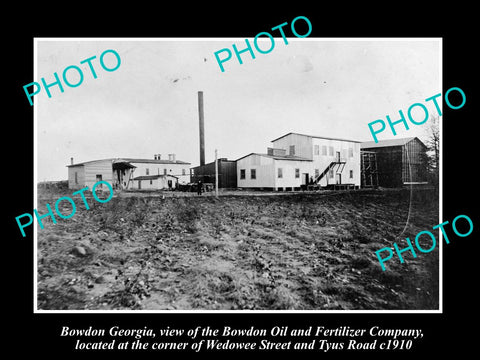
274, 160, 313, 189
271, 134, 313, 160
84, 160, 114, 189
68, 165, 86, 190
237, 154, 275, 188
129, 162, 190, 185
68, 160, 113, 190
133, 176, 178, 190
134, 178, 157, 190
237, 155, 313, 189
311, 138, 361, 187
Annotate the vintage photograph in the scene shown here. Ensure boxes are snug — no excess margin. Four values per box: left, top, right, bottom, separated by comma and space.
34, 38, 441, 311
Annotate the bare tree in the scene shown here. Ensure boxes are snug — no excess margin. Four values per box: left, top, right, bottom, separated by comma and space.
425, 115, 440, 186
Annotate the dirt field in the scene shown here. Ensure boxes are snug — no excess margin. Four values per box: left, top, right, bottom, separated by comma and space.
36, 188, 439, 310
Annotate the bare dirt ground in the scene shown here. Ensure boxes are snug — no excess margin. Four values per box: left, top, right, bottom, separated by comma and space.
37, 187, 439, 310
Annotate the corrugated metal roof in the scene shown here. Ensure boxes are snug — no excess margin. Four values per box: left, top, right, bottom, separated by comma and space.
360, 137, 425, 149
236, 152, 312, 162
271, 132, 361, 143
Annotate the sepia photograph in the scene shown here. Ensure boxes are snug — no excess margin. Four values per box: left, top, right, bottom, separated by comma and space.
33, 38, 441, 311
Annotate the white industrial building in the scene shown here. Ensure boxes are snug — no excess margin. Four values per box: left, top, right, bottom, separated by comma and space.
130, 174, 179, 190
67, 154, 190, 190
236, 133, 361, 190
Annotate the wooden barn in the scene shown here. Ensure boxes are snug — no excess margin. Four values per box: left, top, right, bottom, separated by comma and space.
190, 158, 237, 189
360, 137, 428, 187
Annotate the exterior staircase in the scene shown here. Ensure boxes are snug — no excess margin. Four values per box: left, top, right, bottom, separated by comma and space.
314, 160, 346, 184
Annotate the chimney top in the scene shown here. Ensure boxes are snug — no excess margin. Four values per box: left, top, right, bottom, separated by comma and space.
70, 157, 74, 165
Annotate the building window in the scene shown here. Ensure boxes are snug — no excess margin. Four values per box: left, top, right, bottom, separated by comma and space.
250, 169, 256, 180
342, 149, 347, 160
349, 147, 354, 158
328, 168, 334, 178
329, 146, 334, 156
146, 168, 149, 175
182, 169, 186, 176
350, 170, 353, 179
315, 169, 319, 178
150, 180, 153, 185
295, 168, 299, 178
314, 145, 319, 155
164, 168, 167, 175
74, 172, 78, 184
322, 145, 327, 155
96, 174, 103, 187
278, 168, 283, 178
289, 145, 295, 156
240, 169, 246, 179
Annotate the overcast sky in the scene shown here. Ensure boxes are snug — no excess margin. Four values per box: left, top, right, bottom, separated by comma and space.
35, 38, 441, 181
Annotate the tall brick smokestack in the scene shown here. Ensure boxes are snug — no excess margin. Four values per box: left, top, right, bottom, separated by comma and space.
198, 91, 205, 166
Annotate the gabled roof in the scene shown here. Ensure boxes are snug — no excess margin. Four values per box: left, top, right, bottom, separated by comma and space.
361, 137, 426, 149
236, 152, 312, 162
271, 132, 361, 143
67, 158, 115, 167
191, 158, 236, 169
67, 157, 190, 167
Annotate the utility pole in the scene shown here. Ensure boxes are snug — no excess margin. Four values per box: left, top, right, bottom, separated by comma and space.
198, 91, 205, 166
215, 149, 219, 198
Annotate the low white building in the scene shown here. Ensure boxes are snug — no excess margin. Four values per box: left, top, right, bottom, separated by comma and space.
131, 174, 178, 190
68, 159, 115, 190
126, 154, 190, 188
67, 154, 190, 190
236, 149, 312, 190
236, 133, 361, 190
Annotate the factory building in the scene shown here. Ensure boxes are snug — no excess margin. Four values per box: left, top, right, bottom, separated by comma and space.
67, 154, 190, 190
237, 133, 361, 190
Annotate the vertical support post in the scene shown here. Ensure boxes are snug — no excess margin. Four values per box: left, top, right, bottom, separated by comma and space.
198, 91, 205, 166
215, 149, 219, 198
